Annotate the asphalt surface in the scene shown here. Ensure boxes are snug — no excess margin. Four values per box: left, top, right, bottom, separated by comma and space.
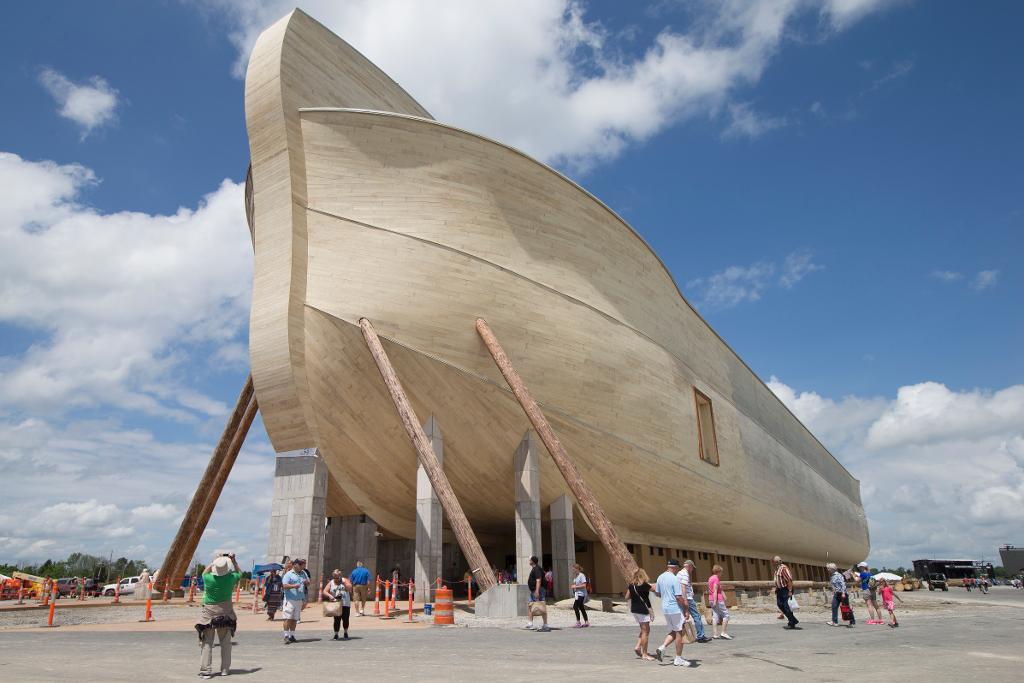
1, 601, 1022, 681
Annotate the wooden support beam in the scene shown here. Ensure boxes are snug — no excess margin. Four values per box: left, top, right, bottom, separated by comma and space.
475, 318, 639, 584
358, 318, 496, 593
159, 376, 256, 584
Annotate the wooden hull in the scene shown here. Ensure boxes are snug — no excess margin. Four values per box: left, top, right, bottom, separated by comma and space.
245, 10, 869, 567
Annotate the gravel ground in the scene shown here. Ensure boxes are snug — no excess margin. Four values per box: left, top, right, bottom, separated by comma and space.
0, 604, 201, 630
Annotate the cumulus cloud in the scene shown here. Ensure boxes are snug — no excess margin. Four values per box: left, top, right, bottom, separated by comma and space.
687, 249, 823, 310
38, 68, 119, 139
202, 0, 897, 170
0, 152, 251, 420
769, 377, 1024, 566
0, 417, 274, 565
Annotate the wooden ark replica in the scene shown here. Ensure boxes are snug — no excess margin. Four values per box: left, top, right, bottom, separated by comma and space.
243, 9, 869, 593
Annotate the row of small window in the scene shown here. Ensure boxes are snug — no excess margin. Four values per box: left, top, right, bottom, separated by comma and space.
626, 544, 771, 567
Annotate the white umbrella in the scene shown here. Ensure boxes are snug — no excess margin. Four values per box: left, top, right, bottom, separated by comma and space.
873, 572, 902, 581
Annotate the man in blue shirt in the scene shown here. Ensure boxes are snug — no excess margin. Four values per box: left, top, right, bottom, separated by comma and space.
281, 558, 308, 644
652, 559, 692, 667
350, 561, 371, 616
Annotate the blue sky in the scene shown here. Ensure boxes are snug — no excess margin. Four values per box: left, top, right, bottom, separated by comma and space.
0, 1, 1020, 570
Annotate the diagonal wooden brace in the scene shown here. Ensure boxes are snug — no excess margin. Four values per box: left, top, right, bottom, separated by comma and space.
358, 318, 496, 593
475, 318, 639, 584
159, 376, 258, 585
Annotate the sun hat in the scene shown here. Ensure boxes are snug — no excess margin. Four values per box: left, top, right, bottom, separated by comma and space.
211, 556, 232, 576
858, 561, 869, 568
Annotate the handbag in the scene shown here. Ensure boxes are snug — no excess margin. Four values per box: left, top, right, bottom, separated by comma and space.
681, 619, 697, 644
839, 601, 853, 622
323, 600, 342, 617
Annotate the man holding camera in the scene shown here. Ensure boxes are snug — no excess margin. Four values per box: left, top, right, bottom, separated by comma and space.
281, 558, 308, 643
196, 552, 241, 679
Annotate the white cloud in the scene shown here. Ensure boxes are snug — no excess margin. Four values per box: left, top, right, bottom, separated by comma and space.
810, 100, 825, 117
0, 152, 251, 420
203, 0, 897, 170
38, 68, 119, 139
863, 58, 915, 94
779, 248, 825, 288
769, 377, 1024, 566
821, 0, 902, 31
687, 261, 775, 309
930, 270, 963, 282
131, 503, 180, 521
971, 269, 999, 291
0, 417, 275, 566
687, 249, 823, 310
722, 102, 787, 139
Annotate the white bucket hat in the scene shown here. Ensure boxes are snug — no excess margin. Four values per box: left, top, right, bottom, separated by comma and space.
211, 556, 232, 576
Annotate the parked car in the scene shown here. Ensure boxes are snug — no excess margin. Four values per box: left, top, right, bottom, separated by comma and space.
102, 575, 141, 596
54, 578, 78, 598
927, 573, 948, 591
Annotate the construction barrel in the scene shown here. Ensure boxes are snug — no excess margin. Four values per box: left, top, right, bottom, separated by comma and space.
433, 586, 454, 625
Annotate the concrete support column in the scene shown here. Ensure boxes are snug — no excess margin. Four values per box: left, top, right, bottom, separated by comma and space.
415, 415, 444, 603
323, 514, 379, 579
514, 430, 542, 585
550, 494, 576, 601
267, 450, 328, 584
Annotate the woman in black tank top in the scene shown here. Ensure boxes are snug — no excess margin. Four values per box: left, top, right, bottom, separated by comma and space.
625, 568, 656, 660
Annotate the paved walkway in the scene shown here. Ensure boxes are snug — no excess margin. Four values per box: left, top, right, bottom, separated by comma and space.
1, 601, 1020, 681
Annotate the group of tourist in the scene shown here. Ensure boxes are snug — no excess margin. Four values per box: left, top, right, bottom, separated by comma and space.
194, 555, 375, 677
194, 550, 918, 675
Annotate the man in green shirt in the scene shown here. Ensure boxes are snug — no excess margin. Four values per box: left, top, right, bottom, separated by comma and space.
196, 554, 241, 679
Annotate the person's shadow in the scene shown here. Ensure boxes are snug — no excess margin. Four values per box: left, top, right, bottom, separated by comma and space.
292, 637, 322, 643
222, 669, 262, 675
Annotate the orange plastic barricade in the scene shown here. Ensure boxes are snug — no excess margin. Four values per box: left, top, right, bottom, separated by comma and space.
78, 577, 86, 601
380, 580, 394, 620
406, 579, 415, 622
187, 576, 196, 604
140, 580, 155, 622
467, 580, 473, 606
234, 580, 241, 604
317, 575, 324, 604
433, 586, 454, 625
373, 577, 381, 615
46, 583, 57, 627
112, 576, 122, 604
162, 578, 170, 603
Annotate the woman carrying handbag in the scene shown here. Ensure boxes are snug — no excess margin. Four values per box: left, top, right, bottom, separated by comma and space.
322, 570, 352, 640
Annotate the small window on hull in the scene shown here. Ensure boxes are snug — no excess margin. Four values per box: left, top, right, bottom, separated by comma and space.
694, 389, 720, 466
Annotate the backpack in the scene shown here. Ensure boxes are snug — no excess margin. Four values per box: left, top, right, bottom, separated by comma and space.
868, 577, 878, 590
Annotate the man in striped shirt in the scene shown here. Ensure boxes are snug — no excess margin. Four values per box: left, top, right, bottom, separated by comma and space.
772, 556, 801, 629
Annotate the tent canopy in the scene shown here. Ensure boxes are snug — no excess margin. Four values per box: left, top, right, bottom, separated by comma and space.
254, 563, 283, 574
873, 572, 902, 581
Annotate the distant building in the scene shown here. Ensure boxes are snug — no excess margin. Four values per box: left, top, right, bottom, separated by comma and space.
999, 545, 1024, 574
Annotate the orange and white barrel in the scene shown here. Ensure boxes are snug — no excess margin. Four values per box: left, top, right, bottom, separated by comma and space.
433, 587, 454, 625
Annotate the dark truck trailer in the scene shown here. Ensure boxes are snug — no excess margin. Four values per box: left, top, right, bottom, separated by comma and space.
913, 559, 979, 580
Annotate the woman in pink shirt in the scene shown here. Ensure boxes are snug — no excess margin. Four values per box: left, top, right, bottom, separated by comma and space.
708, 564, 731, 639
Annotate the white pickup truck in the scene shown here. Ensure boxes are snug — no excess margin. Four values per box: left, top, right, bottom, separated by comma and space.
102, 575, 141, 596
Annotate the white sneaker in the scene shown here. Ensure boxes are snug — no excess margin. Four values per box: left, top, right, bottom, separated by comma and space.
673, 657, 692, 667
524, 623, 535, 630
719, 633, 732, 640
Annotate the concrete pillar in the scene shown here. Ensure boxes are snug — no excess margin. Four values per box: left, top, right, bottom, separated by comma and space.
514, 430, 542, 585
550, 494, 575, 601
323, 514, 378, 579
415, 415, 443, 603
267, 450, 328, 586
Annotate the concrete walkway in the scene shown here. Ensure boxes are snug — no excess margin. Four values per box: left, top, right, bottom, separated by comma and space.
1, 602, 1020, 681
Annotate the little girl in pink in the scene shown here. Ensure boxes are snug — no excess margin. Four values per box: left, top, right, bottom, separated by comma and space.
879, 579, 902, 628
